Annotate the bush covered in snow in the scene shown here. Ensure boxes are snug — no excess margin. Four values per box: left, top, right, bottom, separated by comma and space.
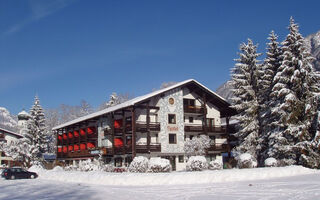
128, 156, 149, 173
28, 164, 45, 173
209, 159, 223, 170
184, 135, 211, 156
104, 164, 115, 172
264, 157, 278, 167
186, 156, 208, 171
237, 153, 257, 169
52, 166, 64, 172
148, 157, 171, 173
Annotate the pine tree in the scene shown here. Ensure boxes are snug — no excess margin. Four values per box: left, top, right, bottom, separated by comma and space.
26, 96, 48, 165
267, 17, 320, 167
258, 31, 282, 162
231, 39, 262, 160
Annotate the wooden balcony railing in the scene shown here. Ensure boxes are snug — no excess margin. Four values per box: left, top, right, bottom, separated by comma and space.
136, 143, 161, 153
57, 149, 95, 158
103, 143, 161, 155
106, 122, 160, 134
184, 125, 226, 133
206, 143, 229, 152
136, 122, 160, 132
183, 105, 205, 114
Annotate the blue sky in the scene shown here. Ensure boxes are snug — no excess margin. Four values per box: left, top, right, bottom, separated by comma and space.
1, 0, 320, 114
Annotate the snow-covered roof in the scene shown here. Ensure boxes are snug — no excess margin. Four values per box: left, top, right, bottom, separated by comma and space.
0, 127, 23, 138
53, 79, 229, 130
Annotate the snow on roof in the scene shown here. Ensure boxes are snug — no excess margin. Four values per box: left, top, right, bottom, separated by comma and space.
53, 79, 228, 130
0, 127, 23, 138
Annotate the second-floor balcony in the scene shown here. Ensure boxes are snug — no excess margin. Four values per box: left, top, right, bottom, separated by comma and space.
183, 105, 205, 114
184, 124, 226, 133
206, 143, 229, 152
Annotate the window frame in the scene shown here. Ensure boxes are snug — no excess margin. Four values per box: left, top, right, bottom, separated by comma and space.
168, 114, 176, 124
169, 133, 177, 144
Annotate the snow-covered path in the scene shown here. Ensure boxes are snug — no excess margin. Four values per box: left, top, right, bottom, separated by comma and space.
1, 166, 320, 200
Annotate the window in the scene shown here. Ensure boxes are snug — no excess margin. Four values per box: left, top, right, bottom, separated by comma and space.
179, 155, 184, 163
189, 117, 194, 123
169, 134, 177, 144
168, 114, 176, 124
189, 135, 194, 140
114, 157, 123, 167
155, 133, 159, 143
183, 99, 195, 107
209, 135, 216, 144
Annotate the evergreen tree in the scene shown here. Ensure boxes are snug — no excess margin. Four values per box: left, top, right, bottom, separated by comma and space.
26, 96, 48, 164
258, 31, 282, 162
231, 39, 262, 160
267, 17, 320, 167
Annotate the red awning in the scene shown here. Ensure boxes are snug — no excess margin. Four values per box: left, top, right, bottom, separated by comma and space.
87, 142, 95, 149
58, 147, 62, 152
68, 145, 73, 151
87, 127, 96, 135
74, 144, 79, 151
63, 134, 67, 140
68, 132, 73, 139
74, 130, 79, 137
80, 129, 86, 136
58, 135, 62, 140
114, 138, 123, 147
114, 120, 122, 129
80, 143, 86, 150
63, 146, 67, 153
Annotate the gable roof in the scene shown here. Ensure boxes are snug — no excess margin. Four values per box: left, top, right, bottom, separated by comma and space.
53, 79, 235, 130
0, 127, 23, 138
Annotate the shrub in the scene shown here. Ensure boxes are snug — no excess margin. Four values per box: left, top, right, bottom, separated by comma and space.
264, 157, 278, 167
237, 153, 257, 169
148, 157, 171, 173
186, 156, 208, 171
128, 156, 149, 173
209, 159, 223, 170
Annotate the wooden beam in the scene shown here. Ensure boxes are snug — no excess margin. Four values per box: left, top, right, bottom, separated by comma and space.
122, 110, 126, 155
203, 94, 208, 135
111, 113, 115, 155
146, 103, 150, 153
131, 107, 136, 158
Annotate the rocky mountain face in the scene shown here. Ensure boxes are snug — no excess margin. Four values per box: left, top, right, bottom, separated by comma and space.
216, 30, 320, 102
305, 30, 320, 71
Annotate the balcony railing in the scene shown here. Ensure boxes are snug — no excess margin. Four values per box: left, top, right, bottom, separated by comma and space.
183, 105, 205, 114
184, 125, 226, 133
104, 143, 161, 155
57, 149, 95, 158
136, 122, 160, 132
206, 143, 229, 152
136, 143, 161, 153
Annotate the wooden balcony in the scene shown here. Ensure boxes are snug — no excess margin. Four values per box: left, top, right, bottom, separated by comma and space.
184, 125, 226, 133
136, 122, 160, 132
57, 149, 96, 159
183, 105, 205, 114
206, 143, 229, 152
136, 144, 161, 153
104, 143, 161, 155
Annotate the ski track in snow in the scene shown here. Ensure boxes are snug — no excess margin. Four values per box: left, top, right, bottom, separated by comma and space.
1, 173, 320, 200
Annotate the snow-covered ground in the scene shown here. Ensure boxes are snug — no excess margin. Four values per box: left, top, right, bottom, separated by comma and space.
1, 166, 320, 200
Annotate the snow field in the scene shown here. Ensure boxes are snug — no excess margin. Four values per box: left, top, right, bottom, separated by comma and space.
31, 165, 319, 186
